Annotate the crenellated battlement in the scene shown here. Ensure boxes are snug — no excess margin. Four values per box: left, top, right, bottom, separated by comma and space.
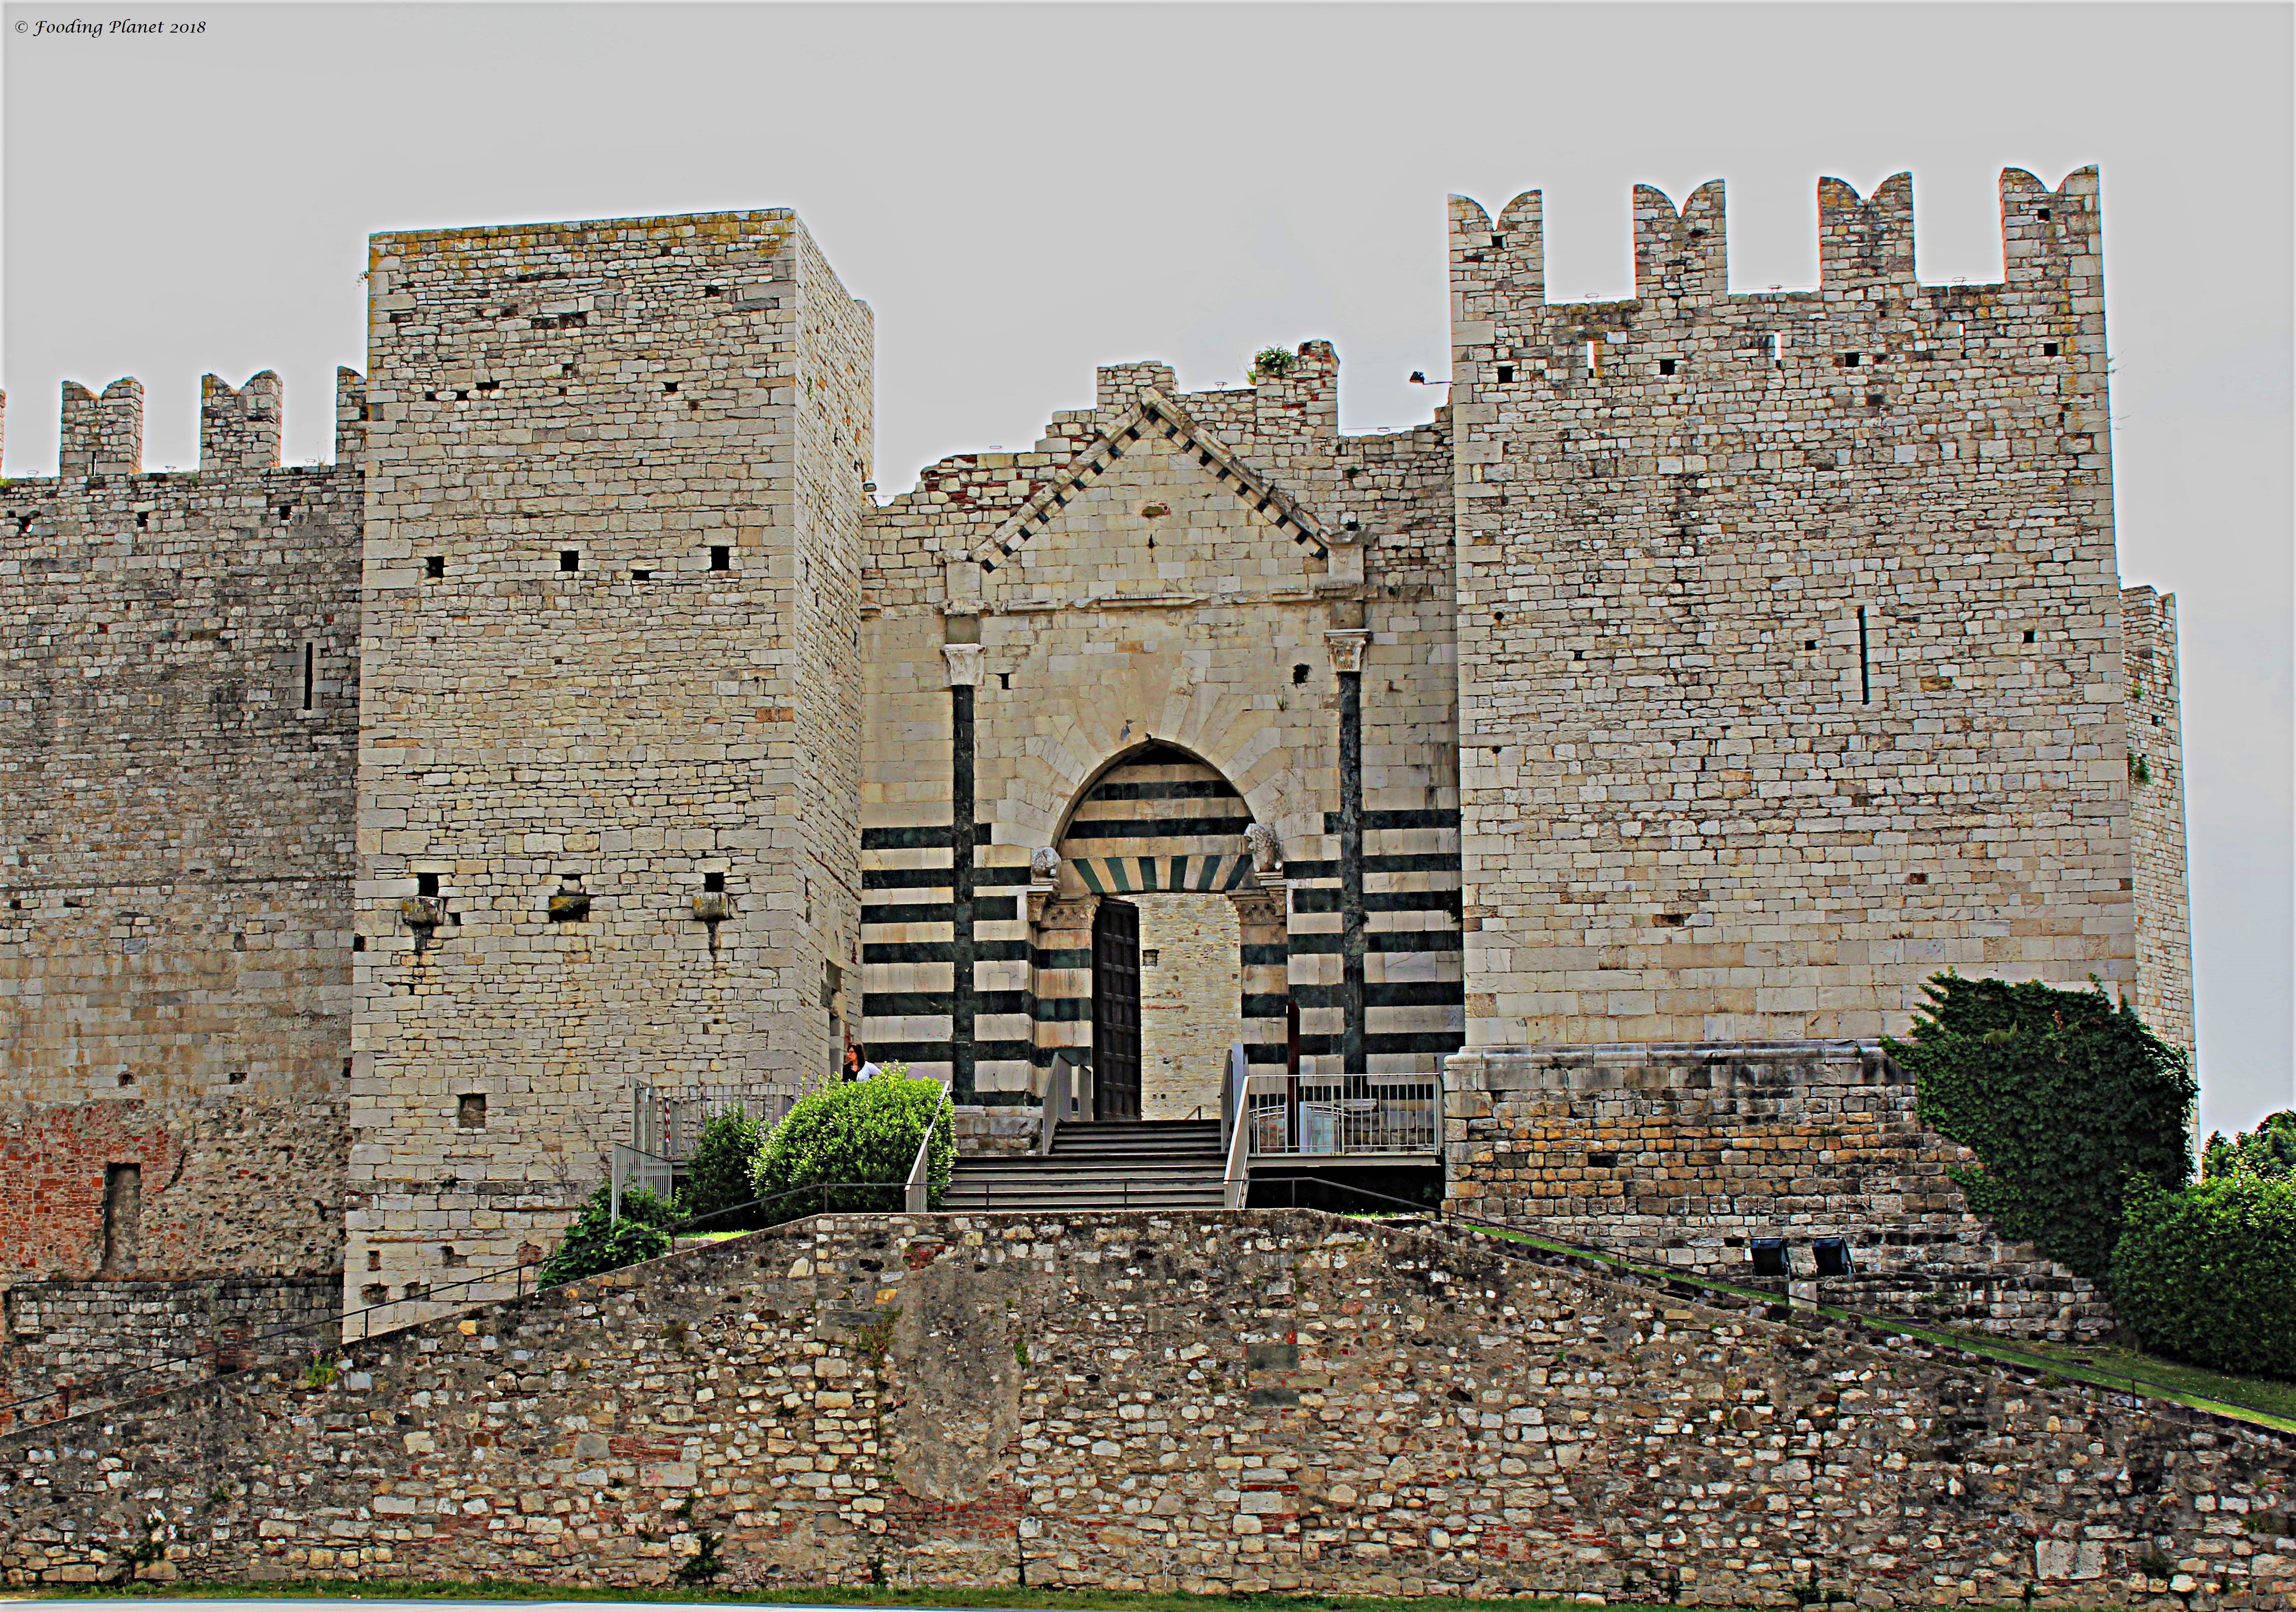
200, 371, 282, 470
1453, 166, 2103, 316
1, 369, 367, 483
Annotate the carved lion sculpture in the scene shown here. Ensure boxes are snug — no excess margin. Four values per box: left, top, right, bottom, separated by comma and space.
1244, 822, 1282, 874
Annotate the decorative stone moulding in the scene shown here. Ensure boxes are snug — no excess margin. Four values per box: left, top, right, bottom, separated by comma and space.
547, 892, 591, 922
1245, 822, 1283, 874
1324, 628, 1371, 675
942, 643, 984, 688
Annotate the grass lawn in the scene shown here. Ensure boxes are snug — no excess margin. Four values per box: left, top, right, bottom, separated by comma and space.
1462, 1222, 2296, 1433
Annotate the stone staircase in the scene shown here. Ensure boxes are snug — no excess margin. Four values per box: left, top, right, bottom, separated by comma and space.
941, 1119, 1227, 1212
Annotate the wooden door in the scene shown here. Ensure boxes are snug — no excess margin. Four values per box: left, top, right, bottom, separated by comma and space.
1092, 899, 1142, 1120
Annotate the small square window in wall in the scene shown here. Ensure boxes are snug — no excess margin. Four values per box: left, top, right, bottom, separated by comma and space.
559, 550, 580, 572
425, 556, 444, 579
1658, 358, 1676, 376
1750, 1238, 1787, 1278
1812, 1237, 1854, 1277
458, 1092, 487, 1128
1495, 365, 1514, 384
2043, 342, 2059, 357
709, 545, 731, 571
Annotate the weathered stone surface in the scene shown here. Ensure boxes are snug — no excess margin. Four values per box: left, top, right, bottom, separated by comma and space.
1445, 1041, 2109, 1340
2, 1211, 2287, 1607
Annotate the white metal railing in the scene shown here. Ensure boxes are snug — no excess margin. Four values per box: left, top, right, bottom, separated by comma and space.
631, 1081, 805, 1164
1243, 1069, 1443, 1158
1035, 1049, 1093, 1155
905, 1070, 953, 1212
1221, 1044, 1250, 1208
609, 1142, 676, 1221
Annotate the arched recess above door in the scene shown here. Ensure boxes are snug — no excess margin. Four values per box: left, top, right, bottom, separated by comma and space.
1053, 743, 1259, 897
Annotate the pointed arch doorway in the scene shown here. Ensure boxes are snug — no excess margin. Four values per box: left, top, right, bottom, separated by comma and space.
1032, 743, 1288, 1121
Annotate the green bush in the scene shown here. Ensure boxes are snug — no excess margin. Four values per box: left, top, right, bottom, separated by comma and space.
1251, 346, 1297, 380
537, 1182, 681, 1288
2204, 1110, 2296, 1182
683, 1104, 767, 1228
751, 1072, 953, 1217
2112, 1171, 2296, 1378
1889, 973, 2194, 1282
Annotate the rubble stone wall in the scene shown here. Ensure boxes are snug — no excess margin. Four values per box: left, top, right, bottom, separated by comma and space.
1444, 1041, 2109, 1340
2, 1210, 2287, 1608
1, 1273, 339, 1429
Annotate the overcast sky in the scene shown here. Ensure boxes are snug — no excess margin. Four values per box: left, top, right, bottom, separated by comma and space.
3, 2, 2288, 1134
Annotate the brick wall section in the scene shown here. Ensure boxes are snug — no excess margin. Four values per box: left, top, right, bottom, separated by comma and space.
2121, 587, 2193, 1052
1444, 1042, 2107, 1340
1450, 171, 2134, 1044
0, 1099, 343, 1281
350, 211, 872, 1314
3, 1210, 2288, 1605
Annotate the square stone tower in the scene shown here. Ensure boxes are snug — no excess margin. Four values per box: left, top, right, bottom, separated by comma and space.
349, 212, 870, 1309
1449, 170, 2133, 1044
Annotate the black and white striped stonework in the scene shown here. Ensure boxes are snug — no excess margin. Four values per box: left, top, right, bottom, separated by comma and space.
1057, 746, 1255, 891
1288, 807, 1463, 1075
1038, 746, 1288, 1070
856, 820, 1030, 1089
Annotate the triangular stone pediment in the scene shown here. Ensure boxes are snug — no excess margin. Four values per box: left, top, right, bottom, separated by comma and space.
969, 389, 1329, 571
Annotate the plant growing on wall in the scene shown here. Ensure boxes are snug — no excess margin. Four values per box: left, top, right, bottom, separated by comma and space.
750, 1069, 953, 1216
537, 1183, 681, 1288
2112, 1170, 2296, 1378
1889, 974, 2194, 1282
1251, 346, 1296, 380
683, 1104, 766, 1228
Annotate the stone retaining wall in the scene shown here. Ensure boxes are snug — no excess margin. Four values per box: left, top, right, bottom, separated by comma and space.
3, 1209, 2286, 1607
1, 1274, 339, 1430
1445, 1041, 2109, 1341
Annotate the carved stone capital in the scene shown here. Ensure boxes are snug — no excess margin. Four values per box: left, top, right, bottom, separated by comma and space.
1230, 890, 1285, 930
1324, 627, 1371, 675
943, 643, 985, 688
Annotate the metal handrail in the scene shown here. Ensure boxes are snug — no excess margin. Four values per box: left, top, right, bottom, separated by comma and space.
1220, 1043, 1251, 1208
903, 1117, 935, 1213
1037, 1048, 1088, 1155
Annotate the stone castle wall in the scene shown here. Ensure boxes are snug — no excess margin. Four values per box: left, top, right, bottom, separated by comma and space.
2, 1210, 2287, 1606
2121, 586, 2193, 1053
1451, 170, 2136, 1044
348, 211, 874, 1316
1444, 1042, 2108, 1341
0, 373, 359, 1398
